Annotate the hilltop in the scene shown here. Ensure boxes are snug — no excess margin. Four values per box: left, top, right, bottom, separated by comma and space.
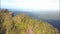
0, 9, 59, 34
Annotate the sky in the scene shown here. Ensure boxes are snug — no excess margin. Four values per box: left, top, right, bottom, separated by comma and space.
1, 0, 59, 11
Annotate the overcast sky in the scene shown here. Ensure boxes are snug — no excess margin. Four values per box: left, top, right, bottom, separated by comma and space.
1, 0, 59, 11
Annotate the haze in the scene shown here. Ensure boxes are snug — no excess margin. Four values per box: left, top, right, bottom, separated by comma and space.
1, 0, 59, 11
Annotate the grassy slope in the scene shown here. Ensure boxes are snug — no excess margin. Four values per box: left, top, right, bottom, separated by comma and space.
0, 9, 59, 34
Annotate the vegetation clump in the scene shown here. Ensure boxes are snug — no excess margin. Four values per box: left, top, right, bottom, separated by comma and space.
0, 9, 59, 34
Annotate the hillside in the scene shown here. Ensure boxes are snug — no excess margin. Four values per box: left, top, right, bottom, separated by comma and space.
0, 9, 59, 34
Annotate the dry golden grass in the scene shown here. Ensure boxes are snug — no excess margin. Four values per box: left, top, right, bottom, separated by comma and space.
0, 9, 59, 34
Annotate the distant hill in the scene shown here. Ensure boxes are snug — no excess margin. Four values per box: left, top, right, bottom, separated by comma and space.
8, 9, 59, 20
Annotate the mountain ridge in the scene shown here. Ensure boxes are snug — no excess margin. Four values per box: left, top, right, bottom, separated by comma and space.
0, 9, 60, 34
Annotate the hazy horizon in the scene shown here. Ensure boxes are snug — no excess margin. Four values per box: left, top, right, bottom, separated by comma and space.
1, 0, 59, 11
